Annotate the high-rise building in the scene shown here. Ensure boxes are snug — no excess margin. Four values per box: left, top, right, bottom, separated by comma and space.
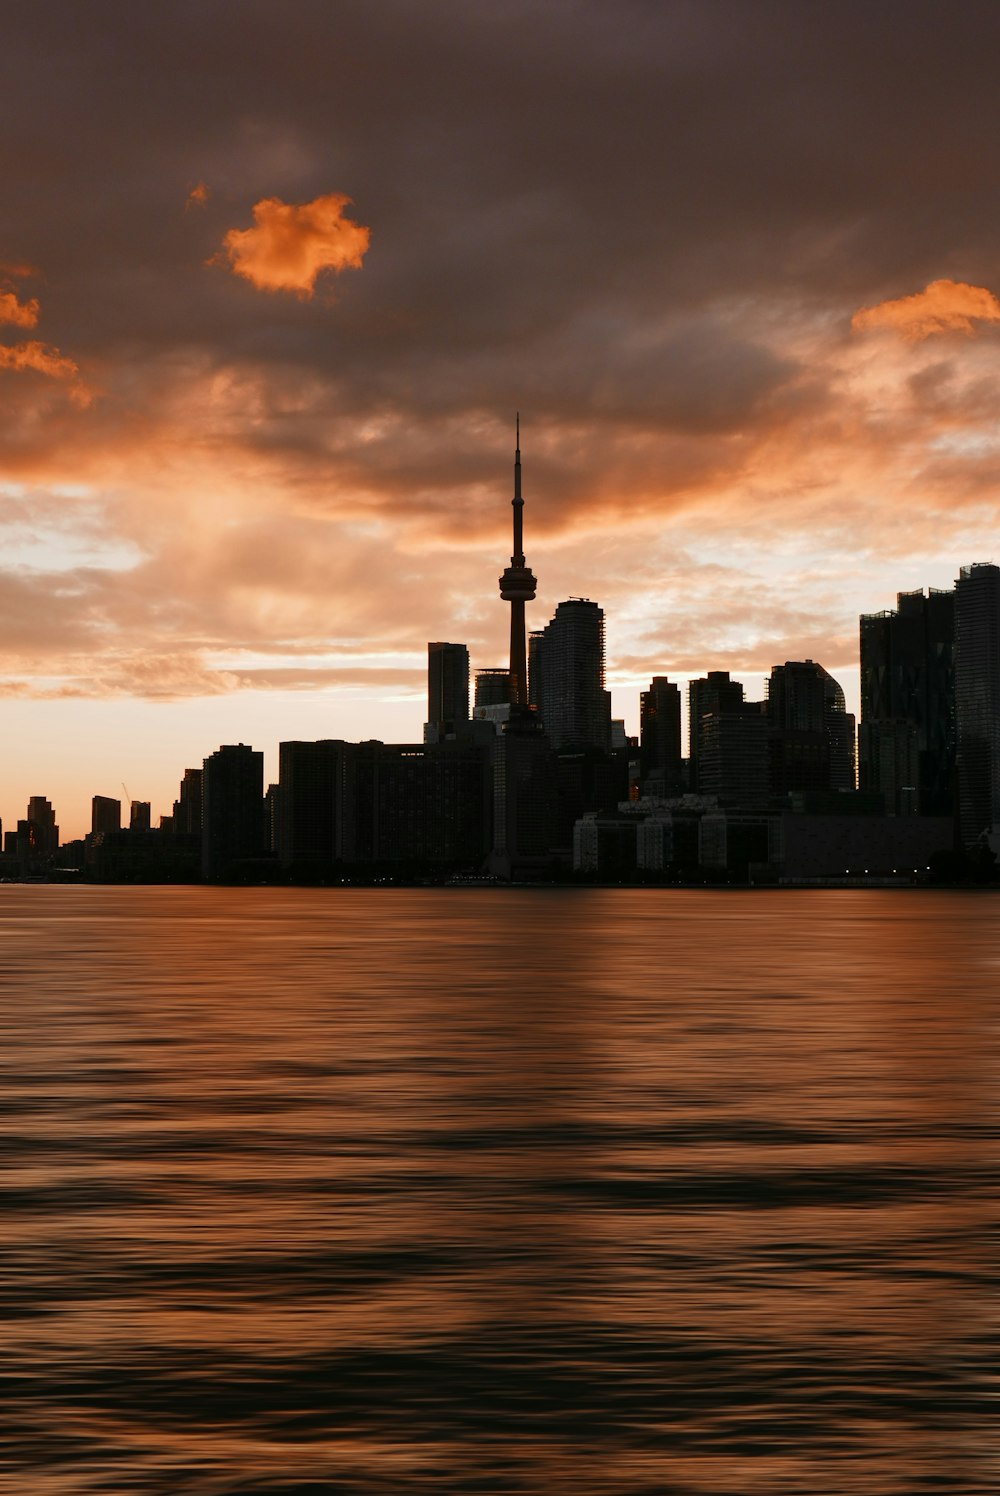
955, 563, 1000, 846
857, 719, 920, 816
497, 417, 537, 705
172, 769, 203, 837
26, 796, 59, 858
91, 795, 121, 838
532, 598, 612, 753
354, 739, 492, 868
129, 800, 152, 832
688, 672, 746, 792
202, 744, 265, 880
474, 668, 512, 710
487, 713, 556, 877
766, 660, 855, 796
698, 707, 769, 806
859, 587, 955, 815
639, 676, 682, 794
426, 642, 470, 740
277, 739, 355, 869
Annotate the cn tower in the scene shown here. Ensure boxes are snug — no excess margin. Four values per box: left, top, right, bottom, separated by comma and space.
498, 415, 537, 705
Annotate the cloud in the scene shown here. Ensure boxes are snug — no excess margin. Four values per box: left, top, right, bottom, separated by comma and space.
186, 180, 210, 210
852, 279, 1000, 341
0, 340, 79, 380
216, 192, 371, 296
0, 340, 89, 404
0, 291, 40, 328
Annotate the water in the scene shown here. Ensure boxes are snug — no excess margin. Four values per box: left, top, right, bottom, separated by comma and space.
1, 886, 996, 1493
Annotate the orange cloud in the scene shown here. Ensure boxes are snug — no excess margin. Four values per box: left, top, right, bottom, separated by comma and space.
0, 291, 40, 328
0, 340, 89, 403
186, 181, 211, 210
216, 192, 370, 295
852, 279, 1000, 340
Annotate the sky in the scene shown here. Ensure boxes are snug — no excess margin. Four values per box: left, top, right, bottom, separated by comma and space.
5, 0, 1000, 839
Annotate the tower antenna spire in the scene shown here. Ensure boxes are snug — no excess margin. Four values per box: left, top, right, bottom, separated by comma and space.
498, 414, 536, 705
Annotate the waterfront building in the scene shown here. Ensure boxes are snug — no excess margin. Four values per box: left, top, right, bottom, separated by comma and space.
766, 660, 855, 796
474, 668, 512, 710
26, 796, 59, 858
955, 562, 1000, 845
426, 642, 470, 741
688, 672, 746, 792
639, 676, 683, 795
532, 598, 612, 753
91, 795, 121, 838
487, 713, 556, 878
277, 739, 355, 870
171, 769, 203, 837
129, 800, 152, 833
859, 587, 955, 815
202, 744, 265, 880
688, 674, 769, 806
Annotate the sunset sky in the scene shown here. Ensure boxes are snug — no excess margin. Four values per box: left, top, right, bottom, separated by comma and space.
5, 1, 1000, 839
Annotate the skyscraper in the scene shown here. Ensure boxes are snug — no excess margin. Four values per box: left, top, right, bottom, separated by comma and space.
277, 739, 355, 869
474, 668, 512, 710
688, 672, 747, 792
639, 677, 682, 794
532, 598, 611, 753
26, 796, 59, 858
91, 795, 121, 837
498, 417, 537, 705
172, 769, 203, 837
766, 660, 855, 796
202, 744, 265, 880
129, 800, 152, 832
426, 642, 469, 740
859, 587, 955, 815
955, 562, 1000, 845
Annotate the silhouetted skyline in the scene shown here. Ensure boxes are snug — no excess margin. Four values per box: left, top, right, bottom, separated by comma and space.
6, 6, 1000, 835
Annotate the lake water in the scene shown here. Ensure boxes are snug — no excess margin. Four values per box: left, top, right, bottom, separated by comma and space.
1, 886, 997, 1493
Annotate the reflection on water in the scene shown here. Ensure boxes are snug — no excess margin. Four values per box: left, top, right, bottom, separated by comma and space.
1, 887, 996, 1493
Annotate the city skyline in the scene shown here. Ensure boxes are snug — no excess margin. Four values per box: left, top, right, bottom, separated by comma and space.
7, 4, 1000, 837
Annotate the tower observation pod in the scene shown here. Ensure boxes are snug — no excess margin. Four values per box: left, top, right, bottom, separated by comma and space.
498, 415, 537, 704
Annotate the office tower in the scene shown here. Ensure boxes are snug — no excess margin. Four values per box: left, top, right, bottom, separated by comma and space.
353, 739, 492, 867
129, 800, 152, 832
639, 676, 682, 794
823, 672, 858, 792
688, 672, 746, 791
202, 744, 265, 880
858, 719, 920, 815
859, 587, 955, 814
26, 796, 59, 857
698, 707, 769, 806
528, 630, 544, 710
172, 768, 203, 837
475, 668, 512, 709
955, 562, 1000, 845
497, 417, 537, 705
766, 660, 855, 796
264, 783, 280, 854
532, 598, 612, 752
488, 712, 556, 877
277, 740, 355, 869
91, 795, 121, 837
426, 642, 470, 740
